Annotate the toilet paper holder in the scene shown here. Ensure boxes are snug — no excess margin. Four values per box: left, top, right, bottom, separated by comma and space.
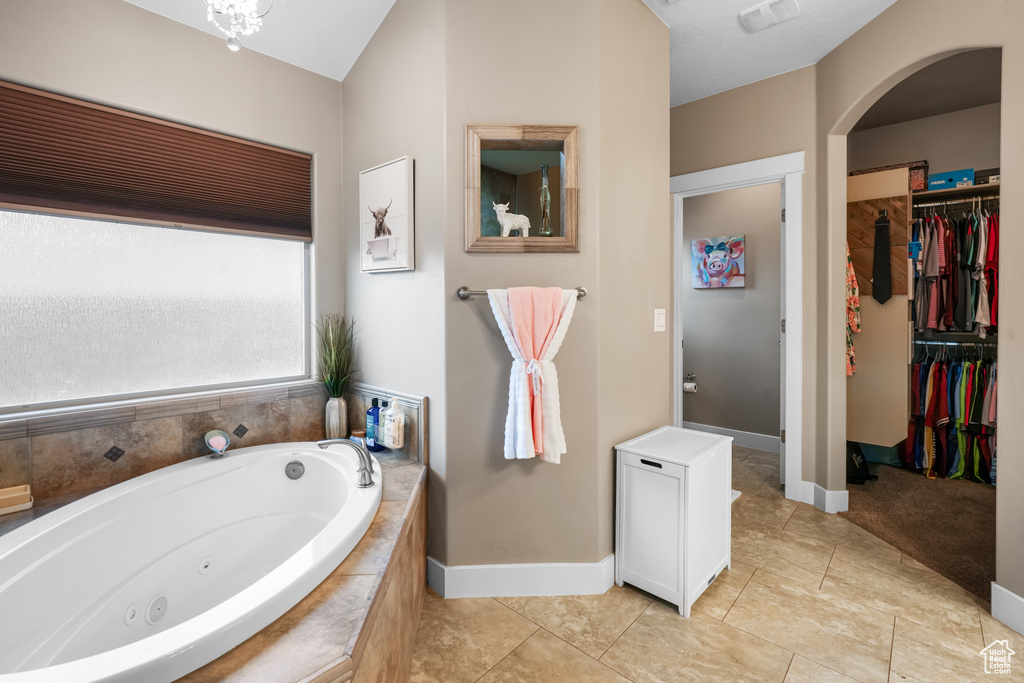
683, 372, 699, 394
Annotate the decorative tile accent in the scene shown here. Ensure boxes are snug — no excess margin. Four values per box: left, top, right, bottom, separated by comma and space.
181, 402, 289, 458
0, 419, 28, 442
103, 446, 125, 462
27, 406, 136, 437
289, 383, 328, 399
233, 424, 249, 438
31, 416, 183, 499
0, 438, 31, 489
135, 396, 222, 422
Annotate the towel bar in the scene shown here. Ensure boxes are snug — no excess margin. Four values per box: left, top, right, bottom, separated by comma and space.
456, 286, 587, 301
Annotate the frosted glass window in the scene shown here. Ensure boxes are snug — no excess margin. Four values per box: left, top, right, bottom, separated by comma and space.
0, 211, 307, 409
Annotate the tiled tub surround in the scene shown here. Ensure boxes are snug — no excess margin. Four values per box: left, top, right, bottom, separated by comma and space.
0, 451, 428, 683
0, 382, 424, 501
0, 384, 329, 499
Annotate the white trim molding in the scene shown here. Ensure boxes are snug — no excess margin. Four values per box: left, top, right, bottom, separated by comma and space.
682, 422, 780, 453
992, 582, 1024, 636
427, 555, 615, 599
800, 481, 849, 513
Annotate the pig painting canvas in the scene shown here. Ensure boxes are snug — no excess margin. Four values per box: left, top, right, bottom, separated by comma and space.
691, 236, 745, 288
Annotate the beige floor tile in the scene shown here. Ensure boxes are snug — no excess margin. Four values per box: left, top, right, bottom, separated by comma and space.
733, 446, 756, 463
889, 617, 997, 682
900, 553, 929, 570
724, 570, 894, 683
744, 449, 781, 469
600, 601, 794, 683
733, 460, 777, 493
732, 486, 799, 529
478, 629, 631, 683
731, 517, 835, 588
691, 560, 756, 620
820, 551, 984, 647
784, 505, 901, 565
410, 590, 538, 683
783, 655, 858, 683
497, 584, 651, 658
755, 478, 788, 499
979, 606, 1024, 652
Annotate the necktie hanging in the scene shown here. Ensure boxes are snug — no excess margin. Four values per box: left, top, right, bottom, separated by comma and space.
873, 209, 892, 304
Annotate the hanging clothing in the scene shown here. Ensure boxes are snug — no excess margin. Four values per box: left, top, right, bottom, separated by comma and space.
906, 350, 996, 484
911, 208, 999, 337
488, 287, 577, 463
846, 244, 861, 376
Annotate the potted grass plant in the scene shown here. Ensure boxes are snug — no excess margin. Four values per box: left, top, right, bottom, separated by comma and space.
316, 314, 356, 439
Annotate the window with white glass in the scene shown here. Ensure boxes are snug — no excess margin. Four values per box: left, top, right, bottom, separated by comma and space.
0, 211, 308, 411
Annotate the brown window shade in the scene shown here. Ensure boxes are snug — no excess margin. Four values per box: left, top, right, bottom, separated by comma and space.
0, 80, 312, 241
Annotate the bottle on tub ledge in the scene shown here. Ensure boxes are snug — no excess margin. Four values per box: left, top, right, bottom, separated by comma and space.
382, 398, 405, 449
365, 398, 385, 453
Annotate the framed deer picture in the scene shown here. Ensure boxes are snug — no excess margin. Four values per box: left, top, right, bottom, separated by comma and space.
360, 156, 414, 272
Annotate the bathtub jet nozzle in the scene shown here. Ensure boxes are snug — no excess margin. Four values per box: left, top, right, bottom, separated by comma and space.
316, 439, 375, 488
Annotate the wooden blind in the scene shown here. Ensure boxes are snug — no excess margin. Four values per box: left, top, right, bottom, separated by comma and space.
0, 80, 312, 241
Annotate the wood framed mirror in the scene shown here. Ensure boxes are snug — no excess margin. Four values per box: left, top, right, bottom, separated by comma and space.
465, 124, 579, 253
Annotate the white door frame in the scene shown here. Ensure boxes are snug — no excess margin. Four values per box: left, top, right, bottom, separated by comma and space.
671, 152, 804, 500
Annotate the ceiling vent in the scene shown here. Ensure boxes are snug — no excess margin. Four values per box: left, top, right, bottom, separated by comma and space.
739, 0, 800, 33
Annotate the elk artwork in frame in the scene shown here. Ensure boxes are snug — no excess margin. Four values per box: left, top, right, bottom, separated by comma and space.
465, 124, 579, 253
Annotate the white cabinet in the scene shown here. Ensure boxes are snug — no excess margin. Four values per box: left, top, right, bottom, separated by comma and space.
614, 426, 731, 617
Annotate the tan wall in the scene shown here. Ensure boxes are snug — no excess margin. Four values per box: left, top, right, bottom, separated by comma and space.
848, 103, 1001, 176
341, 0, 449, 559
0, 0, 344, 319
670, 65, 820, 480
816, 0, 1024, 598
682, 185, 781, 436
442, 0, 669, 566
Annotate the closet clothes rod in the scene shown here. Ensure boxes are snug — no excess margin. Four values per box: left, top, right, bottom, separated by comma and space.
456, 285, 588, 301
914, 339, 997, 346
913, 198, 1000, 210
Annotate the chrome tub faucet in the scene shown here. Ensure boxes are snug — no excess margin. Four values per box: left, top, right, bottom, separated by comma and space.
316, 439, 376, 488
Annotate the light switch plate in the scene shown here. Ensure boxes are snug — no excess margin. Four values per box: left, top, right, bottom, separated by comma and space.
654, 308, 666, 332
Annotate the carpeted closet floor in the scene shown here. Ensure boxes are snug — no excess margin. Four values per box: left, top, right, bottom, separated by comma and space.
841, 463, 996, 601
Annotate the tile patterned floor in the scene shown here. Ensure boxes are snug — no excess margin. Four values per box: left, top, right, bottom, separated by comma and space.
410, 449, 1023, 682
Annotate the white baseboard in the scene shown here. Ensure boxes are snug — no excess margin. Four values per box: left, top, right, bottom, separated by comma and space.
799, 480, 849, 513
427, 554, 615, 599
992, 582, 1024, 636
682, 422, 780, 453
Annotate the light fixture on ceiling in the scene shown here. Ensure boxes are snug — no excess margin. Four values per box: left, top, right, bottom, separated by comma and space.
738, 0, 800, 33
204, 0, 275, 52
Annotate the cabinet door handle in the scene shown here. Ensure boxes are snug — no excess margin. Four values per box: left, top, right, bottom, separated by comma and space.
639, 458, 662, 469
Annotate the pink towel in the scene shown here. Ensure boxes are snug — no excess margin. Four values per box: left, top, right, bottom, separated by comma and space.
508, 287, 564, 456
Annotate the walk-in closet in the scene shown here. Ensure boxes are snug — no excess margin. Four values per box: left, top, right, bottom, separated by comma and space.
842, 48, 1001, 602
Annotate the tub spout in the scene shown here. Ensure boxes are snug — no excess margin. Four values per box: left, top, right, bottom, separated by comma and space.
317, 439, 375, 488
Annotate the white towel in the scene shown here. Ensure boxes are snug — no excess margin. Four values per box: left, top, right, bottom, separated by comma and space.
487, 288, 576, 463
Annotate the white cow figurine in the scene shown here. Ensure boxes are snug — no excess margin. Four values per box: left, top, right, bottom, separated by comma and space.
493, 202, 531, 237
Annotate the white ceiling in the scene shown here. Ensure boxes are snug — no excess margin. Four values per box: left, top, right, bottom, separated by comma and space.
126, 0, 900, 108
642, 0, 898, 107
124, 0, 396, 83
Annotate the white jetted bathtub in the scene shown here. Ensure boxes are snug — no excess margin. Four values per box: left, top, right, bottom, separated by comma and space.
0, 441, 381, 683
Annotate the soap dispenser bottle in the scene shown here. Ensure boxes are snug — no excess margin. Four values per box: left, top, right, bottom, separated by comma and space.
366, 399, 382, 452
383, 398, 405, 449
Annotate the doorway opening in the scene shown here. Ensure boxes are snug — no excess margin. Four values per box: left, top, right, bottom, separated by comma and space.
671, 152, 805, 504
839, 48, 1001, 602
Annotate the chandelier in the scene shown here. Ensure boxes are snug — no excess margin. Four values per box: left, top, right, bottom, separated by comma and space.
204, 0, 275, 52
